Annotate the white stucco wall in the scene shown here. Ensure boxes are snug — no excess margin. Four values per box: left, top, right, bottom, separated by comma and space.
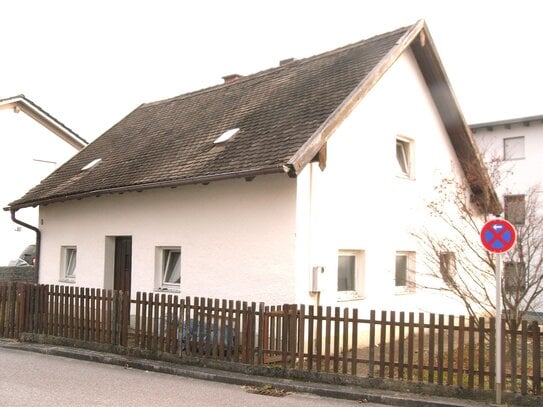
39, 175, 297, 305
294, 48, 471, 315
473, 120, 543, 197
0, 109, 80, 265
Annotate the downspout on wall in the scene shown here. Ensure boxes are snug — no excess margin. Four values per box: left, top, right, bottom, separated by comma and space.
10, 208, 40, 282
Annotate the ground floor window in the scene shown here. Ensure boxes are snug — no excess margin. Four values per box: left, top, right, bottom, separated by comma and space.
395, 251, 415, 292
60, 246, 77, 283
337, 250, 364, 300
439, 251, 457, 284
504, 261, 526, 294
156, 246, 181, 292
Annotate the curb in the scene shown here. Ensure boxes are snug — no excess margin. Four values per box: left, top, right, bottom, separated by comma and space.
0, 339, 486, 407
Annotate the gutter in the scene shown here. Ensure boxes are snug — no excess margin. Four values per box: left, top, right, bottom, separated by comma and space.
10, 165, 288, 211
10, 208, 40, 281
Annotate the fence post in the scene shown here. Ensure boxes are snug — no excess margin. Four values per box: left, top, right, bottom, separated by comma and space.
120, 291, 129, 347
257, 302, 265, 365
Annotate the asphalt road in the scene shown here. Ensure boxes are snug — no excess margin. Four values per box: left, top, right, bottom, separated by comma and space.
0, 348, 389, 406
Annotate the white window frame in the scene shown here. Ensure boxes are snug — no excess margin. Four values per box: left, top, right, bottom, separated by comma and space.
395, 251, 416, 293
60, 246, 77, 283
155, 246, 181, 292
337, 250, 365, 301
503, 136, 525, 160
396, 136, 414, 179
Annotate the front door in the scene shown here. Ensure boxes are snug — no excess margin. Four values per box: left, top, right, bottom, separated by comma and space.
114, 236, 132, 295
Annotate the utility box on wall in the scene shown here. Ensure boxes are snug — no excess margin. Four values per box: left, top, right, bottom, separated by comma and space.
310, 266, 325, 293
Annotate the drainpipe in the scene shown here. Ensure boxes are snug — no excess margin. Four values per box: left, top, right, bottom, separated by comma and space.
10, 208, 40, 282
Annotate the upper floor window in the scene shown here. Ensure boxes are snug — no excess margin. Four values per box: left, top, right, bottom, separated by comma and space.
503, 136, 525, 160
504, 194, 526, 225
396, 137, 414, 178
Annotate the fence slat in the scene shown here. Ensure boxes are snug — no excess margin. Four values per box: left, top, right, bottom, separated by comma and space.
532, 321, 541, 395
478, 317, 485, 389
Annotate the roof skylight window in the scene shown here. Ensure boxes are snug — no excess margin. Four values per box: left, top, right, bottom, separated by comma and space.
214, 128, 239, 144
81, 158, 102, 171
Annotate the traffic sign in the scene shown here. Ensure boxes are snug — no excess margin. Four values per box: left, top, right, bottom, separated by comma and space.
480, 219, 517, 253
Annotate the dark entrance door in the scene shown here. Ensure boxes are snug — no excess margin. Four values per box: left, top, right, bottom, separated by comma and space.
114, 236, 132, 295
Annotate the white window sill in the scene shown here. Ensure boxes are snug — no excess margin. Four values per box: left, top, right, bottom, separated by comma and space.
337, 292, 365, 302
155, 287, 180, 294
394, 287, 415, 295
396, 173, 415, 181
59, 278, 76, 284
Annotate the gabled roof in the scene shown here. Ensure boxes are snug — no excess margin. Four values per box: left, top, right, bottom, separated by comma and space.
8, 20, 500, 214
0, 95, 87, 149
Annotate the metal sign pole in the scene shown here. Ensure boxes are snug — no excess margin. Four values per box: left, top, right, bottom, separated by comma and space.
480, 218, 515, 407
495, 253, 502, 406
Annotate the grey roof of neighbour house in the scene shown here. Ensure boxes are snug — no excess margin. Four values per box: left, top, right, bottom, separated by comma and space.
7, 20, 501, 214
470, 114, 543, 131
0, 95, 87, 149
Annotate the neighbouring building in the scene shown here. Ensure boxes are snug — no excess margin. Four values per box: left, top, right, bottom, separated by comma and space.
471, 115, 543, 315
0, 95, 87, 266
8, 21, 499, 314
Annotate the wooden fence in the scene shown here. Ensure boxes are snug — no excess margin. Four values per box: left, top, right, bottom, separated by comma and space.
1, 282, 541, 396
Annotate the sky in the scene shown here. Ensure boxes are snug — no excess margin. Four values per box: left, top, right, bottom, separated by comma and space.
1, 0, 542, 142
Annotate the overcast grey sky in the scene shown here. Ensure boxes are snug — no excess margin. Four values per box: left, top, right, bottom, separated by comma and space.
1, 0, 542, 142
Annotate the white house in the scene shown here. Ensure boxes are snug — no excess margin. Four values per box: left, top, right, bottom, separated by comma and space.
8, 21, 499, 315
471, 115, 543, 314
0, 95, 87, 266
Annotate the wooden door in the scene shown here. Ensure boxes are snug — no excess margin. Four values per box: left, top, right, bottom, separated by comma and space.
114, 236, 132, 295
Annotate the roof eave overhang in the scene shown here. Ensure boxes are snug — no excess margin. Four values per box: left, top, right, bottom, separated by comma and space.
0, 96, 87, 150
6, 165, 285, 211
408, 24, 501, 215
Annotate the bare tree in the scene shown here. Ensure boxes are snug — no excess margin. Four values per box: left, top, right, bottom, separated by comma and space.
415, 158, 543, 328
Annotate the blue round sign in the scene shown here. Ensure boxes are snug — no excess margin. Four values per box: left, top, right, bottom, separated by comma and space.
480, 219, 517, 253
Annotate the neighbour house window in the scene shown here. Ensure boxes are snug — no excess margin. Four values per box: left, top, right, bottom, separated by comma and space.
504, 262, 527, 294
504, 194, 526, 225
337, 250, 364, 300
156, 247, 181, 291
439, 252, 457, 284
503, 136, 525, 160
395, 252, 416, 292
60, 246, 77, 282
396, 137, 413, 178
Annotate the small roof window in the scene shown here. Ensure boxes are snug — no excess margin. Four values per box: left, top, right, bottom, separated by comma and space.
214, 128, 239, 144
81, 158, 102, 171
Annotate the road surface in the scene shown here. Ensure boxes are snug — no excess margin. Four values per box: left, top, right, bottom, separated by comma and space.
0, 347, 389, 406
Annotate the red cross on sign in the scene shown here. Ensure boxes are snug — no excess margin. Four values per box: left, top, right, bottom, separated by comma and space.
480, 219, 517, 253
